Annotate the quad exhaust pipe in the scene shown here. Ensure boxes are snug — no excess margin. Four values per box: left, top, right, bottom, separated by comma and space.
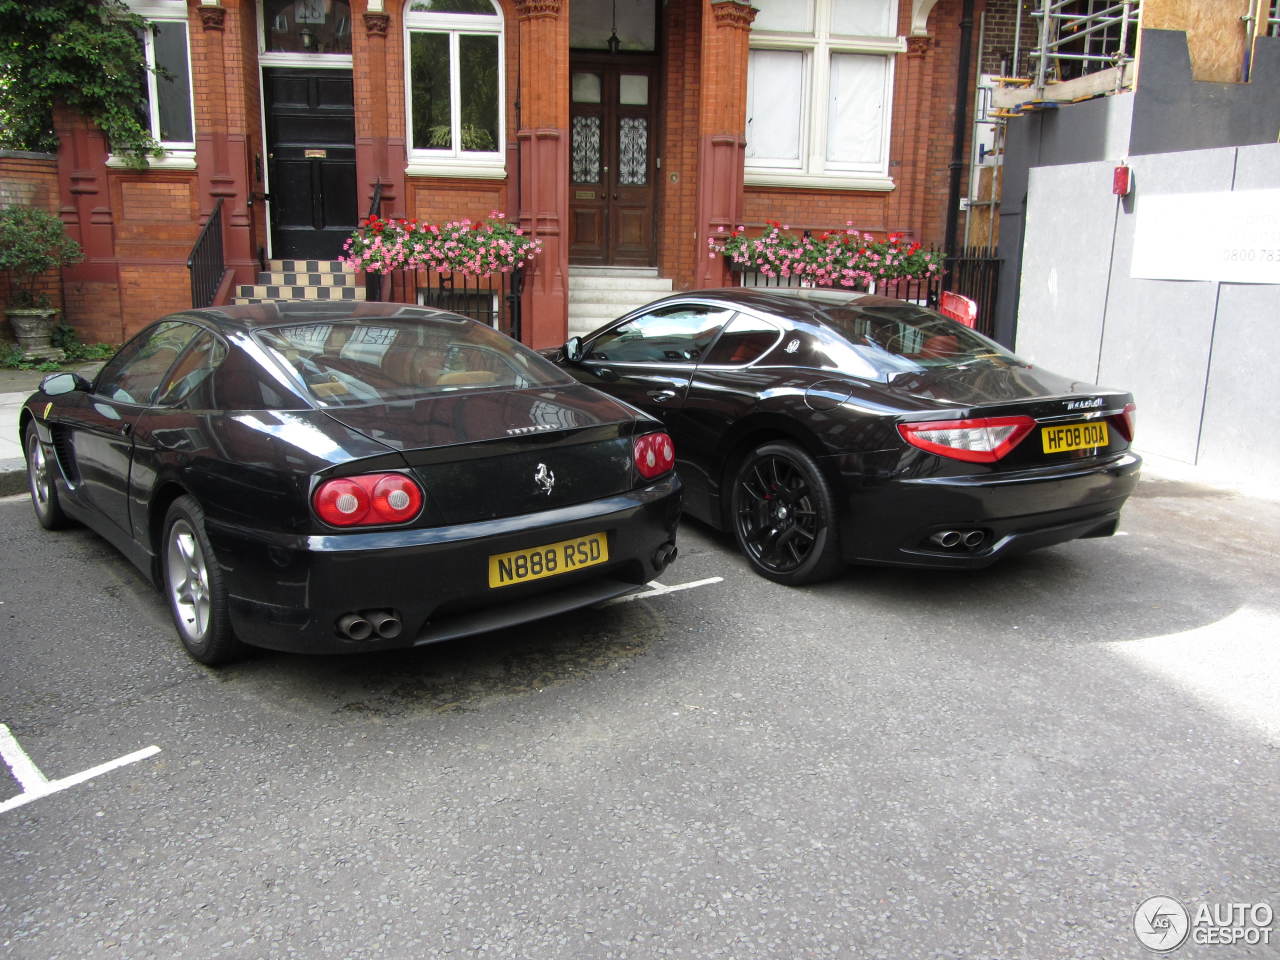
336, 609, 403, 641
928, 529, 988, 551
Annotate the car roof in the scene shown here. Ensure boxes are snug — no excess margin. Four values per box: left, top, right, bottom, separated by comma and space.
643, 287, 920, 324
162, 301, 471, 334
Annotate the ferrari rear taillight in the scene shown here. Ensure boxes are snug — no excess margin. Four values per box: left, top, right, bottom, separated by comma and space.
898, 415, 1036, 463
634, 431, 676, 480
313, 473, 424, 527
1112, 402, 1137, 442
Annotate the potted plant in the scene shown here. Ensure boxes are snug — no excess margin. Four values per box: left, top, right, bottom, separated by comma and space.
341, 210, 543, 277
0, 205, 84, 359
707, 221, 944, 289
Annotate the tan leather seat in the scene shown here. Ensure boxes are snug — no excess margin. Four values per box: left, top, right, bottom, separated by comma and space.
436, 370, 497, 386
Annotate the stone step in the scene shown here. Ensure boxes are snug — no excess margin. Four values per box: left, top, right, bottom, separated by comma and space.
568, 280, 675, 299
567, 276, 673, 293
569, 265, 660, 277
568, 288, 672, 307
234, 284, 365, 301
257, 271, 359, 287
267, 259, 349, 274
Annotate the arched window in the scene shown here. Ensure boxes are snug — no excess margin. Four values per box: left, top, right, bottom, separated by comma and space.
404, 0, 505, 176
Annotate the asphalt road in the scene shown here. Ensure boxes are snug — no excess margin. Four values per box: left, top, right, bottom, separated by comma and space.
1, 479, 1278, 959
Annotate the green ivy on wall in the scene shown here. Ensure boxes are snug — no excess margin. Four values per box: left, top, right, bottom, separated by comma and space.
0, 0, 161, 165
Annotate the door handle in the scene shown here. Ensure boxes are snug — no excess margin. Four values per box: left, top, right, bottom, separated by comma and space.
647, 389, 678, 403
119, 423, 132, 437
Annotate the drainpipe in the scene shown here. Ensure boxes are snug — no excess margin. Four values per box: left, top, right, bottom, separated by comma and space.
944, 0, 977, 259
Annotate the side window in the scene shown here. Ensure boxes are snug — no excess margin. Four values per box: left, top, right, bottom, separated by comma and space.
586, 305, 733, 364
211, 342, 307, 411
95, 321, 200, 405
702, 314, 781, 366
155, 332, 227, 407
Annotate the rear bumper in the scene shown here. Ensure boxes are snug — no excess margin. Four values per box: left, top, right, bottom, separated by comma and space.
834, 452, 1141, 569
207, 476, 681, 653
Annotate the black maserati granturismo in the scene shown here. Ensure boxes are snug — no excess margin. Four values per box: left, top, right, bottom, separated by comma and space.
550, 287, 1139, 585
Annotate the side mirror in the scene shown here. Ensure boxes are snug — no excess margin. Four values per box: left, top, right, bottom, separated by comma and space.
39, 372, 90, 396
564, 336, 584, 363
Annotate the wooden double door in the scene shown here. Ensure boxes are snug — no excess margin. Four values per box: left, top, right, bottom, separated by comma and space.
568, 57, 658, 267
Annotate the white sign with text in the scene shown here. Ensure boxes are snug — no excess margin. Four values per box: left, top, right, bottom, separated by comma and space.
1131, 189, 1280, 284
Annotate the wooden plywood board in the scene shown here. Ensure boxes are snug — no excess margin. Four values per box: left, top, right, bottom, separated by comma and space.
1140, 0, 1251, 83
964, 165, 1001, 247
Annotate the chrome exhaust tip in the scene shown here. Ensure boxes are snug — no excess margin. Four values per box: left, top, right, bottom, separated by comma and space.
369, 610, 402, 640
930, 530, 962, 548
338, 613, 373, 641
962, 530, 986, 548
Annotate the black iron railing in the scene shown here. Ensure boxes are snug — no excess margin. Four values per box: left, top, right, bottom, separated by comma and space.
941, 247, 1001, 337
187, 197, 225, 308
372, 267, 523, 340
422, 269, 524, 341
362, 182, 385, 303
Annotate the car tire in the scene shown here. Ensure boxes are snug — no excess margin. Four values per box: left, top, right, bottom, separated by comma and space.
729, 441, 844, 585
162, 495, 243, 665
24, 421, 69, 530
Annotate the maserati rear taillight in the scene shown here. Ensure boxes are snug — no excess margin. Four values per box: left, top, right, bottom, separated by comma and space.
634, 431, 676, 480
898, 415, 1036, 463
1112, 402, 1137, 442
313, 473, 424, 527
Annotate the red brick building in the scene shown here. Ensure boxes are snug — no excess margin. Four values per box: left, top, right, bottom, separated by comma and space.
46, 0, 975, 348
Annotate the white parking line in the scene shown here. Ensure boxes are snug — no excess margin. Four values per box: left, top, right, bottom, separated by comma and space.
0, 723, 161, 815
603, 576, 724, 606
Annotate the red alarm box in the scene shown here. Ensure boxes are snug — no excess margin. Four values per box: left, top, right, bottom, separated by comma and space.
1113, 164, 1132, 197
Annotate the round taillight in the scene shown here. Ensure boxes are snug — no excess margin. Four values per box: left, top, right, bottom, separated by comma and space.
313, 473, 424, 527
313, 478, 371, 526
371, 473, 423, 523
633, 432, 675, 480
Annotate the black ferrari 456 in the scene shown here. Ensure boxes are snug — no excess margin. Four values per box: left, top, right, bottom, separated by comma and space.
551, 287, 1140, 585
20, 303, 681, 664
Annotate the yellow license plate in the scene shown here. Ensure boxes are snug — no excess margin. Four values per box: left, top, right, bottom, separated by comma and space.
488, 532, 609, 588
1042, 421, 1109, 454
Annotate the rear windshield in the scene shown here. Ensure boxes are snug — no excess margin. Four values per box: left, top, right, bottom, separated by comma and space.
255, 317, 572, 407
809, 302, 1027, 379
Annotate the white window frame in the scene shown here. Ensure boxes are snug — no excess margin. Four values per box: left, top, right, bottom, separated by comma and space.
257, 0, 354, 67
404, 2, 506, 179
107, 0, 196, 169
746, 0, 904, 192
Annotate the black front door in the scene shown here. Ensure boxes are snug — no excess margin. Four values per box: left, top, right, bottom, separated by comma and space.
264, 68, 357, 260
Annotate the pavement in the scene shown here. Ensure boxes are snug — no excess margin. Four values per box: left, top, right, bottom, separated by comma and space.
2, 361, 1276, 503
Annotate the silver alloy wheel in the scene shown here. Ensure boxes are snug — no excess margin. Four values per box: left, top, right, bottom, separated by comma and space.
167, 518, 211, 642
27, 431, 49, 513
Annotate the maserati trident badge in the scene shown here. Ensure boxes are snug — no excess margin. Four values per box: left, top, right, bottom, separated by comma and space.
534, 462, 556, 496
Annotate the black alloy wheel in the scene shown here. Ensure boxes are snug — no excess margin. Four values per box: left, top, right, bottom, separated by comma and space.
24, 421, 68, 530
162, 495, 243, 665
730, 441, 843, 585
